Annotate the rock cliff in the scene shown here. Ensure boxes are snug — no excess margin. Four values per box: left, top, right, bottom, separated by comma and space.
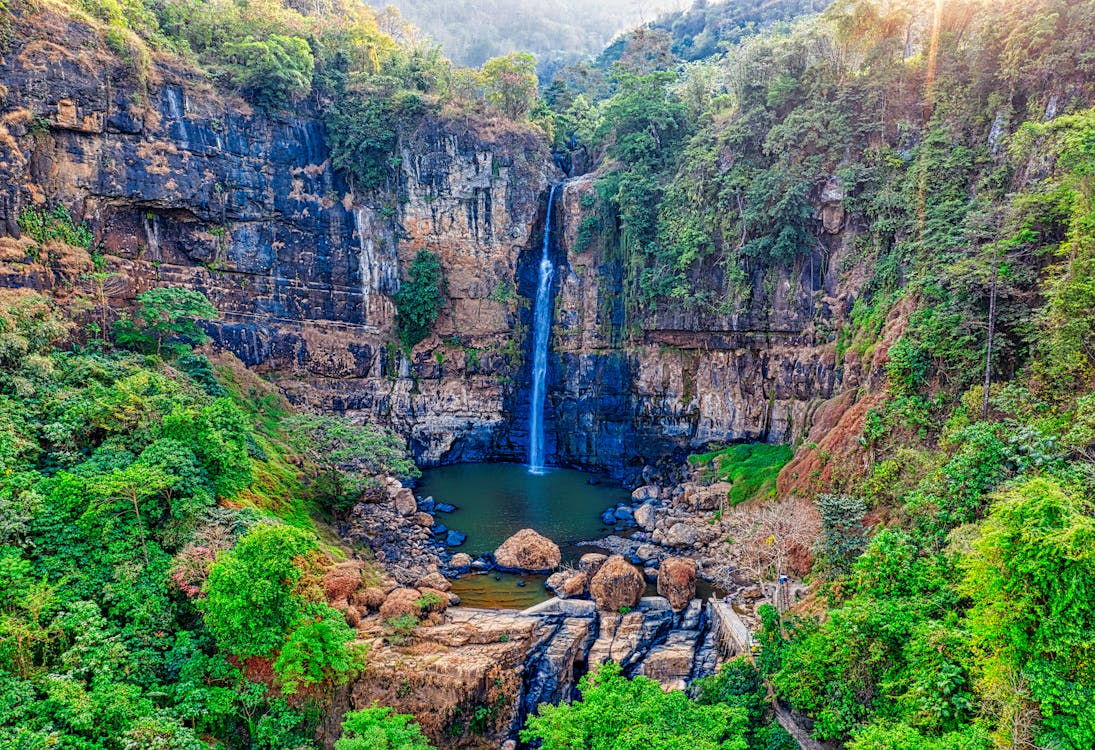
0, 10, 872, 476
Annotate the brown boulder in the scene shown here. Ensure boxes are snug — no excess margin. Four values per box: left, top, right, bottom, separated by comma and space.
415, 571, 452, 592
392, 487, 417, 517
657, 557, 697, 611
589, 555, 645, 612
578, 553, 608, 575
546, 569, 589, 599
379, 587, 424, 620
494, 528, 561, 571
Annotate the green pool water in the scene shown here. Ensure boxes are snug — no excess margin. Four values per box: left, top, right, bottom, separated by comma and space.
415, 463, 631, 608
415, 463, 629, 557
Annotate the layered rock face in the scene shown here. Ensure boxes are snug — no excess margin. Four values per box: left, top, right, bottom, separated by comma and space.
1, 12, 870, 475
546, 174, 873, 475
0, 9, 555, 466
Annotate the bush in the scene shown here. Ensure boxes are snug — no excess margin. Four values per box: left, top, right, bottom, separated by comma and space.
198, 523, 316, 657
393, 251, 443, 349
336, 705, 435, 750
222, 34, 314, 110
521, 662, 750, 750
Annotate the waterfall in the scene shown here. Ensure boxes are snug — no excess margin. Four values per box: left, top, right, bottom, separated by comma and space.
528, 184, 558, 473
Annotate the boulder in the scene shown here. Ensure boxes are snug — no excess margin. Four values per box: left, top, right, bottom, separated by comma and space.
680, 482, 731, 511
632, 485, 660, 502
600, 508, 617, 525
634, 503, 656, 530
635, 544, 660, 562
445, 530, 467, 547
378, 587, 424, 620
666, 522, 697, 548
657, 557, 697, 611
356, 584, 394, 611
546, 569, 589, 599
434, 502, 456, 513
494, 528, 561, 572
392, 487, 417, 517
411, 512, 434, 527
589, 555, 645, 612
416, 587, 449, 614
578, 553, 608, 575
449, 552, 472, 570
415, 571, 452, 592
614, 505, 634, 523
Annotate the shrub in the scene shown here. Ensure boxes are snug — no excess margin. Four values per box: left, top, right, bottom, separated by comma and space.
113, 287, 217, 356
393, 251, 443, 349
198, 523, 315, 657
336, 705, 435, 750
222, 34, 314, 110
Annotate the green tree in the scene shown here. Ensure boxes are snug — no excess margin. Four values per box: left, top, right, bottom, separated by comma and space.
222, 35, 315, 110
480, 52, 538, 119
86, 462, 177, 566
393, 251, 443, 349
521, 662, 749, 750
198, 524, 315, 657
336, 705, 435, 750
113, 287, 217, 356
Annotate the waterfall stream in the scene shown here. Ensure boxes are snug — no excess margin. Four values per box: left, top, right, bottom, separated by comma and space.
528, 184, 558, 472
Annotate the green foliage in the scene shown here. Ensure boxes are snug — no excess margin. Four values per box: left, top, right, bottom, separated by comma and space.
961, 476, 1095, 750
222, 35, 314, 111
17, 204, 94, 251
815, 493, 867, 573
113, 287, 217, 356
480, 52, 538, 119
198, 523, 316, 657
393, 250, 444, 349
688, 443, 793, 505
336, 705, 435, 750
521, 662, 750, 750
325, 87, 427, 191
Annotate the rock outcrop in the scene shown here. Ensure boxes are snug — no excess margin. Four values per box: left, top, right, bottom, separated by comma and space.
657, 557, 698, 611
494, 528, 561, 572
589, 554, 645, 612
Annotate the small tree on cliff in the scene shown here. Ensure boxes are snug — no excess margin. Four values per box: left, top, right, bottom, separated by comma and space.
393, 250, 443, 349
113, 287, 217, 356
479, 52, 538, 120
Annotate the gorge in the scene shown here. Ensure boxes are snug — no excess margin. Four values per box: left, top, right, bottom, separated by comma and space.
4, 0, 1095, 749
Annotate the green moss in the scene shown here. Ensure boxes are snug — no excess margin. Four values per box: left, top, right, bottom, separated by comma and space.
688, 442, 794, 506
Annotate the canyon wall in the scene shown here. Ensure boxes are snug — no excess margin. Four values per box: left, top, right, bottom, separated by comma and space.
0, 11, 871, 477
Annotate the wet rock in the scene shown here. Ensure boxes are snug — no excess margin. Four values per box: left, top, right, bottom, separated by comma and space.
418, 496, 435, 512
578, 553, 608, 575
379, 588, 424, 620
494, 528, 561, 572
666, 522, 697, 548
600, 508, 617, 525
634, 502, 656, 530
449, 552, 472, 570
657, 557, 697, 611
589, 555, 645, 612
434, 503, 456, 513
614, 505, 634, 523
445, 530, 467, 547
433, 523, 448, 535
